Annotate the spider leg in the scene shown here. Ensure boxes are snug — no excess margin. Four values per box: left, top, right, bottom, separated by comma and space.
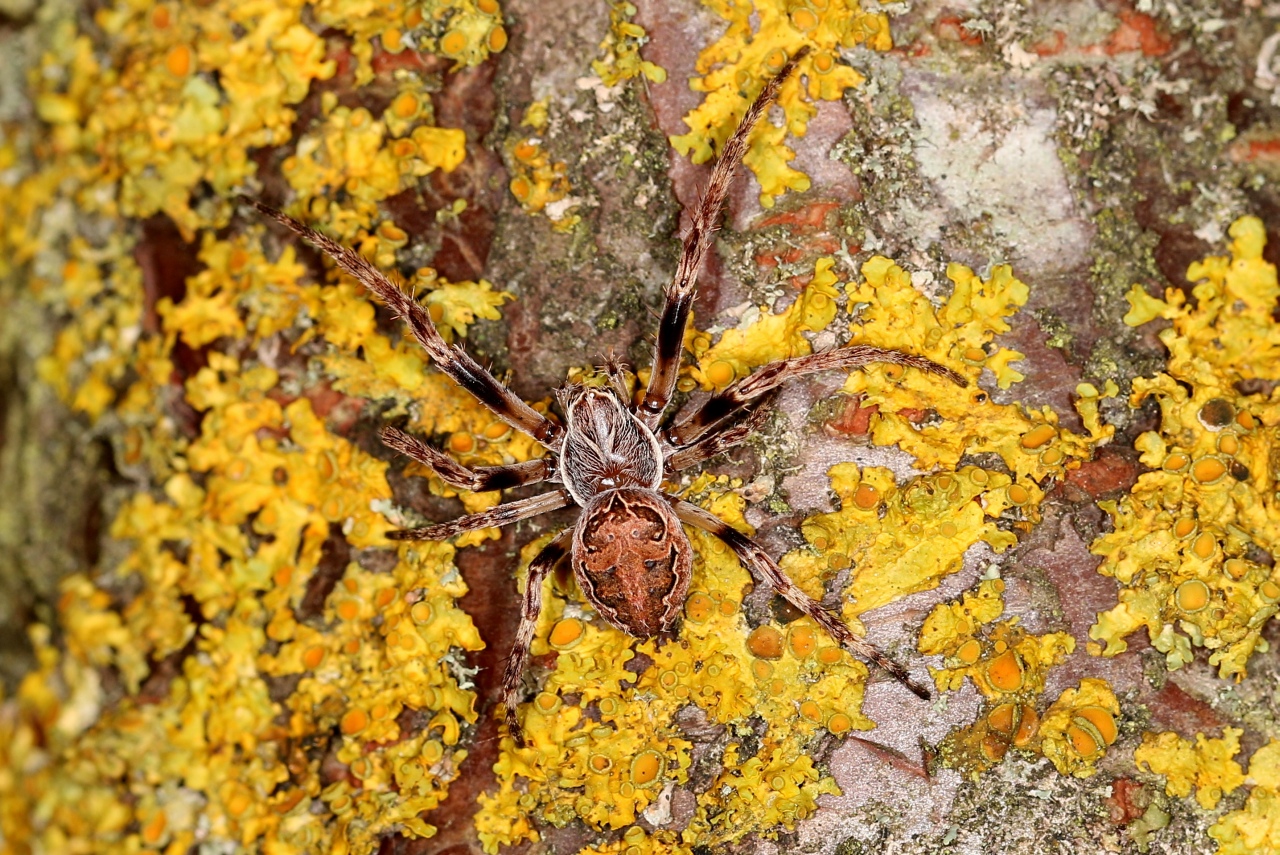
387, 489, 571, 541
667, 496, 932, 701
667, 346, 966, 448
663, 397, 773, 472
245, 198, 563, 449
636, 47, 811, 429
381, 426, 554, 491
502, 527, 573, 747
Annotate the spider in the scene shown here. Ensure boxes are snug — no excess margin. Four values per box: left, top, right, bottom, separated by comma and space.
248, 47, 965, 746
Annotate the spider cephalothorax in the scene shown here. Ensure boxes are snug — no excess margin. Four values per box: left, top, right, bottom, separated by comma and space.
248, 46, 966, 745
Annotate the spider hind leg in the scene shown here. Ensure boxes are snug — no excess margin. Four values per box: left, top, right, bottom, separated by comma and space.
668, 496, 932, 701
502, 528, 573, 747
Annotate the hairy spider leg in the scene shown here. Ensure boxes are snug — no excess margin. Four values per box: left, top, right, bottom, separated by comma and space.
387, 489, 572, 541
245, 198, 564, 449
636, 46, 812, 429
663, 396, 774, 472
667, 346, 968, 448
668, 496, 933, 701
381, 426, 554, 491
502, 527, 574, 747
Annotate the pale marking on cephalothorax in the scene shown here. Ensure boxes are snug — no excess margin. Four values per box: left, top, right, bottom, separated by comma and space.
560, 386, 663, 506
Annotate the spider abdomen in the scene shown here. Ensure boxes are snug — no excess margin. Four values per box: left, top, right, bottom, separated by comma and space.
571, 487, 692, 637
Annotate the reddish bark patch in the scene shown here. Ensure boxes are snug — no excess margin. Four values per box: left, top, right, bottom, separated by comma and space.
934, 14, 985, 47
754, 201, 841, 231
371, 44, 443, 76
755, 237, 843, 272
1106, 777, 1148, 824
407, 532, 526, 855
306, 381, 364, 423
1229, 135, 1280, 165
1064, 447, 1140, 498
1148, 679, 1228, 735
1102, 11, 1172, 57
1029, 30, 1067, 57
751, 200, 846, 273
136, 215, 198, 335
824, 395, 879, 437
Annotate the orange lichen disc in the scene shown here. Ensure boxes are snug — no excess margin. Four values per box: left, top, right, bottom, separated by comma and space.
1020, 424, 1057, 449
826, 713, 853, 734
747, 625, 784, 659
787, 624, 817, 658
985, 649, 1025, 693
341, 708, 370, 735
705, 360, 735, 386
630, 750, 664, 786
1191, 457, 1227, 484
956, 638, 982, 665
1176, 579, 1210, 613
685, 592, 715, 623
852, 483, 880, 510
1075, 706, 1118, 746
548, 618, 584, 650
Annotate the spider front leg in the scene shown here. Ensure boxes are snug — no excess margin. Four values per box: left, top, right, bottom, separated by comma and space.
663, 398, 773, 472
667, 346, 967, 448
245, 198, 563, 449
388, 489, 571, 541
502, 528, 573, 747
381, 426, 554, 491
668, 497, 932, 700
636, 47, 811, 429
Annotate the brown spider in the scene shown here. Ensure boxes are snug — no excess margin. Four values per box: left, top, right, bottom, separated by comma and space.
247, 47, 965, 746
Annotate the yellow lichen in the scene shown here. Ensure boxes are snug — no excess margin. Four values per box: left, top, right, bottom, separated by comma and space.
920, 580, 1103, 778
1209, 739, 1280, 855
781, 464, 1021, 628
592, 1, 667, 86
13, 0, 1241, 847
842, 256, 1115, 478
0, 1, 516, 850
478, 237, 1124, 844
1038, 679, 1122, 778
672, 0, 893, 207
574, 828, 694, 855
1129, 733, 1280, 854
341, 0, 509, 73
687, 256, 841, 390
282, 103, 466, 213
477, 481, 868, 852
1134, 728, 1246, 810
1090, 217, 1280, 679
505, 101, 580, 231
921, 582, 1075, 700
